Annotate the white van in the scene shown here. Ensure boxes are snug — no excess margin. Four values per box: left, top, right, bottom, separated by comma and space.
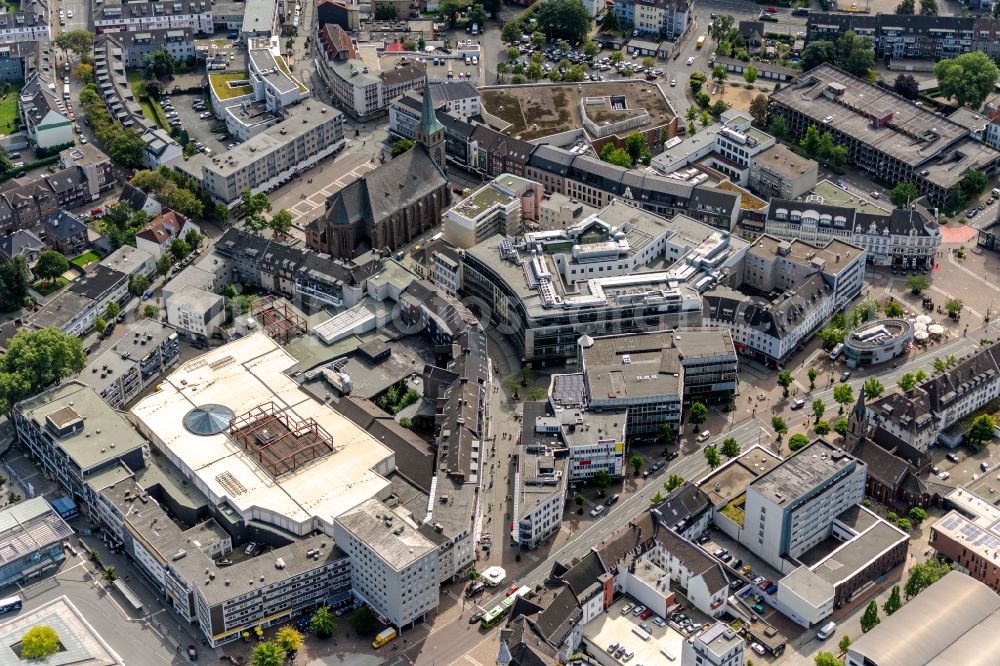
817, 621, 837, 640
632, 625, 651, 641
992, 187, 1000, 198
696, 430, 710, 443
829, 342, 844, 360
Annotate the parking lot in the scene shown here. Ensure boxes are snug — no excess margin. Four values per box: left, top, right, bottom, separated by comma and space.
166, 93, 229, 156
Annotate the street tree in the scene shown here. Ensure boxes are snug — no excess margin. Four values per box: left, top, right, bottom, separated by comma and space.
860, 600, 880, 632
501, 22, 521, 45
170, 238, 190, 261
885, 300, 905, 317
807, 368, 819, 390
664, 475, 684, 491
156, 254, 172, 276
771, 416, 788, 440
101, 565, 117, 583
898, 372, 918, 392
574, 492, 585, 509
920, 0, 937, 14
309, 606, 335, 639
744, 64, 757, 84
55, 30, 94, 58
896, 0, 914, 12
657, 422, 675, 445
789, 433, 809, 452
349, 606, 379, 634
269, 209, 293, 238
945, 297, 964, 318
687, 402, 708, 431
960, 169, 988, 202
905, 558, 951, 598
704, 446, 721, 470
906, 274, 929, 294
593, 469, 612, 496
777, 370, 794, 397
20, 626, 60, 660
106, 302, 120, 320
863, 378, 885, 400
909, 507, 927, 525
834, 418, 849, 436
935, 51, 1000, 110
721, 437, 741, 458
883, 585, 902, 615
251, 642, 286, 666
815, 653, 840, 666
275, 626, 304, 653
812, 399, 826, 424
240, 190, 272, 233
95, 317, 107, 334
891, 181, 920, 208
33, 251, 69, 282
800, 125, 822, 157
833, 384, 854, 414
814, 420, 831, 436
630, 454, 644, 476
143, 305, 160, 319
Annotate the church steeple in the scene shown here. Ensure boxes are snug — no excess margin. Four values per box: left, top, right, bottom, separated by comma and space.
416, 72, 446, 171
845, 390, 868, 450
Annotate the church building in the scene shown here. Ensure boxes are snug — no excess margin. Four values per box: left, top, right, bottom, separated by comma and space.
307, 74, 450, 258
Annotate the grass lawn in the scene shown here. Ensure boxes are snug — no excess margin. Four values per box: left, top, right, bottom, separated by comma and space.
71, 250, 101, 268
0, 82, 22, 136
128, 71, 170, 129
209, 72, 253, 100
32, 277, 68, 296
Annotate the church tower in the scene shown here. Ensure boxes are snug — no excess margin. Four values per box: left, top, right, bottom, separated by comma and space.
416, 73, 446, 171
845, 390, 868, 451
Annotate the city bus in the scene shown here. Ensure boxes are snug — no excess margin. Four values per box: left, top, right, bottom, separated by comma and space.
481, 587, 530, 628
0, 596, 23, 614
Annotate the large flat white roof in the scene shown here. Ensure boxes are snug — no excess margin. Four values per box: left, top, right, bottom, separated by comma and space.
131, 333, 393, 535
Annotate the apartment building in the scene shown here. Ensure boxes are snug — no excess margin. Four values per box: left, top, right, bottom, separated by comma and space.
334, 499, 439, 629
770, 64, 1000, 207
682, 623, 745, 666
13, 381, 149, 501
59, 144, 116, 200
18, 72, 73, 149
247, 43, 310, 114
763, 197, 941, 269
116, 28, 196, 68
164, 285, 224, 343
806, 13, 998, 63
468, 124, 534, 178
748, 144, 819, 200
866, 339, 1000, 451
743, 439, 867, 571
135, 210, 200, 259
319, 54, 425, 122
79, 321, 181, 409
652, 110, 777, 186
515, 440, 568, 549
388, 81, 480, 138
526, 144, 741, 232
444, 173, 543, 248
177, 103, 344, 206
94, 1, 214, 35
613, 0, 693, 40
0, 11, 50, 45
703, 235, 866, 365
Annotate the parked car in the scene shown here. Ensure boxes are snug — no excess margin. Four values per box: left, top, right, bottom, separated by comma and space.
187, 646, 197, 661
751, 642, 766, 656
686, 56, 695, 65
713, 548, 728, 558
620, 604, 633, 615
752, 602, 766, 614
652, 616, 666, 627
244, 542, 257, 555
947, 452, 961, 463
468, 611, 483, 624
752, 576, 765, 586
605, 494, 620, 506
840, 371, 852, 382
640, 609, 653, 620
697, 534, 710, 544
590, 505, 605, 517
632, 605, 646, 616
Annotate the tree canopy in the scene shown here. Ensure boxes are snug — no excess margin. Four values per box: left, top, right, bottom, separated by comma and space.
703, 445, 721, 470
935, 52, 1000, 110
55, 30, 93, 57
250, 642, 286, 666
893, 74, 919, 100
687, 402, 708, 429
801, 32, 874, 77
79, 83, 146, 167
19, 626, 60, 659
310, 606, 335, 638
891, 181, 920, 208
788, 433, 810, 452
0, 328, 86, 413
241, 190, 273, 233
144, 50, 176, 79
531, 0, 591, 43
967, 414, 996, 451
905, 558, 951, 598
33, 251, 69, 281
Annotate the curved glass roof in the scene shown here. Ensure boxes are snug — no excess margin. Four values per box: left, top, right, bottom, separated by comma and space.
183, 404, 235, 436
